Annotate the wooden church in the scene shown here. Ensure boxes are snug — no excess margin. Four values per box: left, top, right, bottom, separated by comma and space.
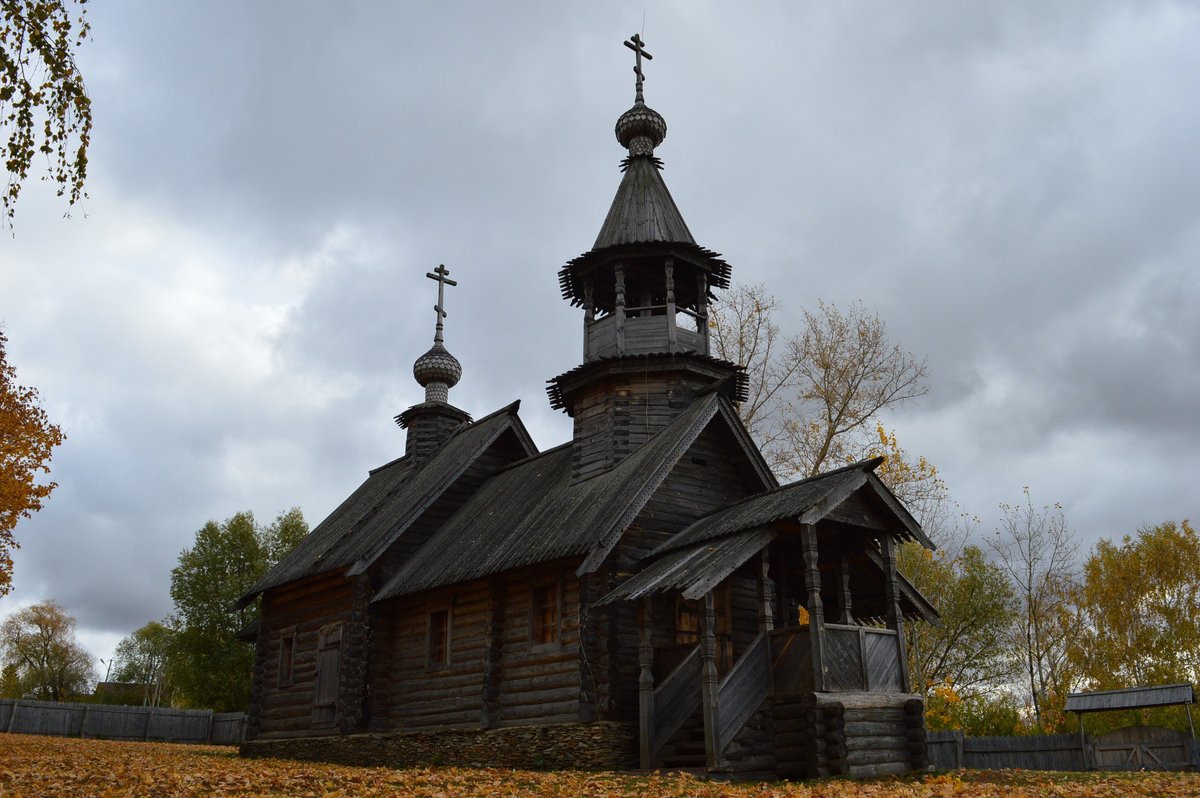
239, 35, 938, 780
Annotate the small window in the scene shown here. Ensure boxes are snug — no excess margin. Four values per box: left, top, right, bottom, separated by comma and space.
531, 583, 560, 646
675, 597, 700, 645
428, 609, 450, 667
278, 629, 296, 686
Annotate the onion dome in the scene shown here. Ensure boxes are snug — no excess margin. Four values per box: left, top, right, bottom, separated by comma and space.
616, 102, 667, 156
413, 342, 461, 404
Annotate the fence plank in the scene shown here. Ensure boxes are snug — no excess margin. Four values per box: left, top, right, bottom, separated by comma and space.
0, 698, 245, 745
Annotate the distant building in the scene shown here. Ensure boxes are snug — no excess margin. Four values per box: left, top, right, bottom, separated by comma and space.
239, 35, 937, 779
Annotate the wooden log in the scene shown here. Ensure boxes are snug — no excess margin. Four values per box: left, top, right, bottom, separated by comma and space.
847, 760, 912, 778
848, 747, 912, 765
846, 734, 909, 752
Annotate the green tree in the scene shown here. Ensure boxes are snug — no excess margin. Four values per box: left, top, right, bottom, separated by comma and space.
1072, 520, 1200, 691
0, 0, 92, 224
901, 540, 1018, 699
0, 599, 93, 700
113, 620, 174, 707
1, 329, 66, 597
168, 508, 307, 711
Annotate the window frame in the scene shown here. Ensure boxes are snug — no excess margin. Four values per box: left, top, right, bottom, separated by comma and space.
529, 577, 563, 651
277, 626, 296, 687
426, 605, 452, 669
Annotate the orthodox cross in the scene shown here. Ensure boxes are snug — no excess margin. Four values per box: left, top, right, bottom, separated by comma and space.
426, 264, 457, 344
624, 33, 652, 103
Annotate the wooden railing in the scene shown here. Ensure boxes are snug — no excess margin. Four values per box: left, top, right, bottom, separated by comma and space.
770, 625, 904, 694
717, 630, 770, 753
652, 644, 702, 760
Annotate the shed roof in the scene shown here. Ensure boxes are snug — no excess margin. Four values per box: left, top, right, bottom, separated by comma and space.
1065, 684, 1196, 713
375, 392, 755, 600
238, 401, 534, 606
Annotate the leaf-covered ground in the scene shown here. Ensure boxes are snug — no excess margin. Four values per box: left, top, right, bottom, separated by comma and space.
2, 734, 1200, 797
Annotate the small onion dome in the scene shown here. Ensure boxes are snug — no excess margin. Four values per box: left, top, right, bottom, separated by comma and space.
615, 101, 667, 157
413, 342, 462, 403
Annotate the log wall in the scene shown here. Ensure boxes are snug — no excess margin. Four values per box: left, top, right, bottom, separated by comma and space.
376, 561, 582, 731
252, 572, 356, 740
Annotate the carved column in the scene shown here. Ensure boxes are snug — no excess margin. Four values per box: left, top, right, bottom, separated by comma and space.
801, 523, 826, 691
836, 552, 854, 625
880, 533, 911, 692
695, 273, 709, 348
614, 264, 626, 354
757, 549, 774, 634
638, 596, 655, 768
664, 259, 677, 353
701, 590, 723, 768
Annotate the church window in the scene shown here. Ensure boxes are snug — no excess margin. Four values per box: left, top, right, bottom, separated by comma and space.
278, 627, 296, 686
531, 583, 559, 646
428, 609, 450, 667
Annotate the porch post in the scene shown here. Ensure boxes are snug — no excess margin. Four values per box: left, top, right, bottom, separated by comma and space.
614, 263, 626, 354
801, 523, 826, 691
879, 533, 911, 692
756, 549, 774, 634
664, 259, 677, 353
701, 590, 723, 768
638, 596, 655, 769
836, 551, 854, 624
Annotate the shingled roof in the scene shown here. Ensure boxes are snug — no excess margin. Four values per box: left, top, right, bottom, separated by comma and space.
374, 392, 765, 600
655, 457, 932, 555
594, 155, 694, 249
238, 401, 535, 607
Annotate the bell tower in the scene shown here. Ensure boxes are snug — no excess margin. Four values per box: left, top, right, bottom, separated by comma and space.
550, 35, 745, 483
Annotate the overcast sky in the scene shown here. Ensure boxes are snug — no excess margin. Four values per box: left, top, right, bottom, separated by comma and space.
2, 2, 1197, 667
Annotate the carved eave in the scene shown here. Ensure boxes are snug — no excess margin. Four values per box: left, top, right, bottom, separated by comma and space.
558, 241, 731, 308
546, 352, 747, 414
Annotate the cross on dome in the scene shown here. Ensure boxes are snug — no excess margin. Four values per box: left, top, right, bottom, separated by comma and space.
426, 264, 457, 345
624, 33, 653, 104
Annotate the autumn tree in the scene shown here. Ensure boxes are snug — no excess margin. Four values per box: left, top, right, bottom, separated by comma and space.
0, 599, 93, 701
1, 329, 66, 596
710, 286, 931, 492
169, 508, 307, 711
1072, 520, 1200, 691
986, 489, 1080, 731
113, 619, 175, 707
0, 0, 92, 225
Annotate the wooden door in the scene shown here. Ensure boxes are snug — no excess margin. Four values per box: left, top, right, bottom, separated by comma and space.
311, 625, 342, 727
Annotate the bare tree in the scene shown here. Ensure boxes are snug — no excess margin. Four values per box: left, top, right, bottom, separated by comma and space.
710, 289, 929, 482
707, 284, 797, 451
986, 488, 1080, 730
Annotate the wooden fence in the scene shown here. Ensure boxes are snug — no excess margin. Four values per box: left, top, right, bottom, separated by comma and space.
0, 699, 246, 745
927, 729, 1200, 771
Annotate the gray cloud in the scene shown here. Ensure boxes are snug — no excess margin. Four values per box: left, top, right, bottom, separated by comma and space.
1, 1, 1196, 656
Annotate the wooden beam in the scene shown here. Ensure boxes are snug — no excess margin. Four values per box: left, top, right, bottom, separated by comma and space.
757, 549, 774, 634
664, 259, 677, 354
701, 590, 723, 769
801, 523, 826, 691
879, 534, 911, 692
837, 551, 854, 625
614, 263, 626, 355
638, 596, 655, 769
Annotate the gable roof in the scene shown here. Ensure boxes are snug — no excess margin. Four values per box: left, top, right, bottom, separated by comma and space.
375, 392, 768, 600
237, 401, 534, 607
655, 457, 932, 556
1065, 684, 1196, 713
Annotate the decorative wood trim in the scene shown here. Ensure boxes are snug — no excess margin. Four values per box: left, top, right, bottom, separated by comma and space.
837, 552, 854, 625
801, 523, 826, 691
701, 590, 723, 769
664, 259, 677, 354
879, 534, 910, 692
638, 596, 655, 769
614, 263, 626, 355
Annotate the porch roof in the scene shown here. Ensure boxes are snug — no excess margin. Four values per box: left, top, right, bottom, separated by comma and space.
1065, 684, 1196, 713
